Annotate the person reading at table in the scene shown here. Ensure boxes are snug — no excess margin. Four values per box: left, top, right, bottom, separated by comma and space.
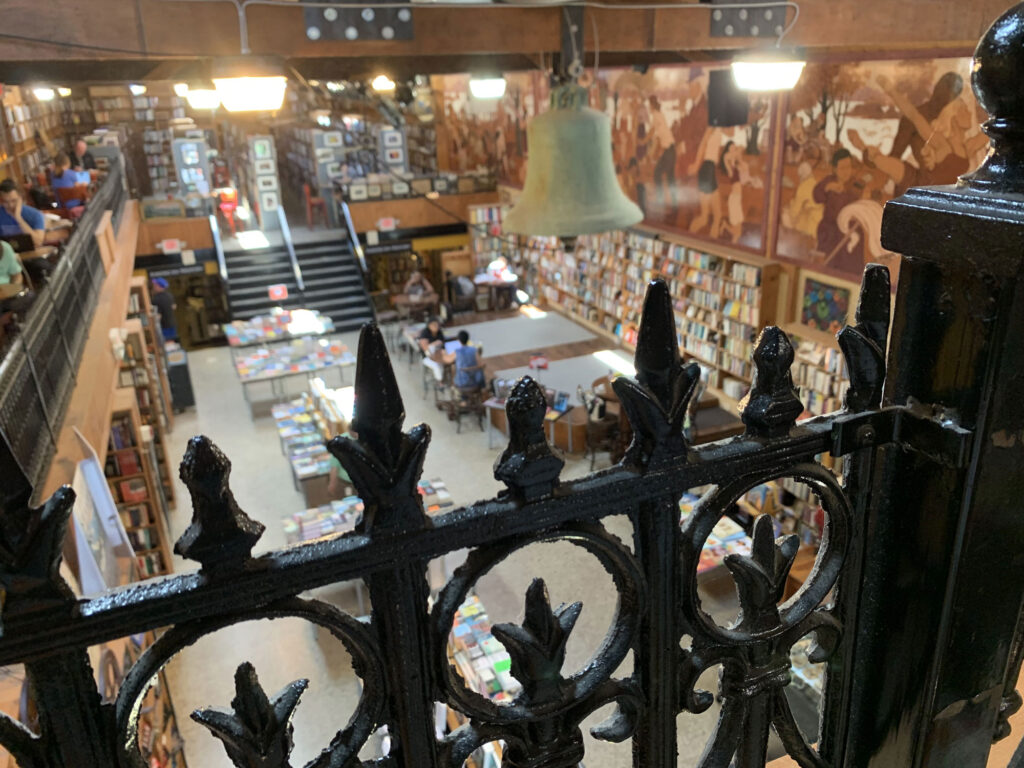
51, 153, 90, 208
444, 330, 485, 389
404, 270, 436, 301
419, 317, 446, 382
0, 180, 45, 248
70, 138, 97, 171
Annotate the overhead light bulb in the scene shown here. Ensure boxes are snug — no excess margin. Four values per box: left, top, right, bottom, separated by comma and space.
57, 87, 72, 98
212, 56, 288, 112
731, 49, 806, 91
214, 76, 287, 111
32, 88, 55, 101
129, 84, 148, 96
173, 82, 190, 97
186, 88, 221, 110
326, 81, 345, 93
371, 75, 396, 93
469, 77, 507, 100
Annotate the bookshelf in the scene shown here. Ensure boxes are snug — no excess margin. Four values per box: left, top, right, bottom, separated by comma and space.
468, 204, 508, 271
782, 323, 850, 418
533, 228, 782, 401
106, 388, 175, 579
121, 310, 176, 511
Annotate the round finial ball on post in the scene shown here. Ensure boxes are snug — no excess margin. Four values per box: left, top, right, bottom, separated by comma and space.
972, 2, 1024, 122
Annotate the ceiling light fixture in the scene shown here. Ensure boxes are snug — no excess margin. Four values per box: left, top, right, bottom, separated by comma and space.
469, 76, 507, 100
57, 87, 72, 98
212, 56, 288, 112
731, 48, 806, 91
326, 81, 345, 93
129, 84, 148, 96
173, 82, 190, 98
185, 82, 222, 111
371, 75, 396, 93
32, 88, 55, 102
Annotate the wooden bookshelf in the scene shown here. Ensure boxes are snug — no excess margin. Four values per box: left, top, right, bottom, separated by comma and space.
782, 322, 850, 418
533, 227, 782, 397
106, 388, 174, 579
468, 203, 508, 271
121, 314, 176, 511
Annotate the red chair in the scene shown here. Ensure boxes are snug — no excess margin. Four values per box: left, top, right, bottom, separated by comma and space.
304, 183, 328, 228
55, 185, 90, 220
218, 189, 239, 236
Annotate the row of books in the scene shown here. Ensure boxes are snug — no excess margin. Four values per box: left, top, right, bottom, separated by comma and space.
449, 596, 520, 702
105, 449, 140, 477
109, 416, 137, 450
283, 497, 363, 544
121, 503, 152, 528
723, 282, 760, 304
136, 551, 165, 577
127, 527, 159, 551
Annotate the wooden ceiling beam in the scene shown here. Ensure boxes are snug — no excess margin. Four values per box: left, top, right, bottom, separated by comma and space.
0, 0, 1008, 68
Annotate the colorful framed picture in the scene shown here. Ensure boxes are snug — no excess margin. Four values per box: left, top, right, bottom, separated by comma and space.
254, 159, 275, 174
384, 148, 405, 165
381, 129, 403, 148
323, 132, 343, 147
797, 270, 858, 335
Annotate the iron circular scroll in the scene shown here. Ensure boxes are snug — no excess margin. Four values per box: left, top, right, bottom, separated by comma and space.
682, 462, 852, 644
113, 597, 385, 768
432, 522, 645, 722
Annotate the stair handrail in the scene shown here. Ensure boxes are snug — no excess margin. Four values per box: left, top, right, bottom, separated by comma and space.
209, 213, 228, 283
276, 206, 305, 293
340, 200, 368, 278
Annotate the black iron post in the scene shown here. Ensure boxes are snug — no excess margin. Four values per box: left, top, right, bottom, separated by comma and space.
831, 5, 1024, 765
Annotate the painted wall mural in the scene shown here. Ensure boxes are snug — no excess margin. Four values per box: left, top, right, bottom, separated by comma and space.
595, 66, 774, 252
777, 57, 986, 281
437, 55, 989, 274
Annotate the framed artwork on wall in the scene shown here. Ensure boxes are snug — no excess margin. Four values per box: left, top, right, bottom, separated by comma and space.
260, 191, 279, 212
254, 159, 275, 174
326, 162, 344, 178
349, 183, 368, 201
384, 148, 405, 164
381, 130, 403, 148
367, 183, 383, 199
797, 269, 858, 335
252, 138, 273, 159
324, 132, 343, 147
315, 147, 334, 161
256, 175, 278, 191
391, 180, 410, 196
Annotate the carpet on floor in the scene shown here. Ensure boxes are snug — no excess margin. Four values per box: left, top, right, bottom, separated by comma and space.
457, 313, 595, 357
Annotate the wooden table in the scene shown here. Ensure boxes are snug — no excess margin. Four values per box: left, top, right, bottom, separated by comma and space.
474, 274, 518, 310
392, 293, 439, 320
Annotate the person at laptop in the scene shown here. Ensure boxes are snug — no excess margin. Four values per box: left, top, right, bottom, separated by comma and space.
0, 240, 33, 315
0, 180, 45, 248
51, 153, 91, 209
70, 139, 97, 172
444, 330, 485, 389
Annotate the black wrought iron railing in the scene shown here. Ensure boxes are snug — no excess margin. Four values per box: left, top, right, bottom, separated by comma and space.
0, 156, 126, 491
3, 8, 1024, 768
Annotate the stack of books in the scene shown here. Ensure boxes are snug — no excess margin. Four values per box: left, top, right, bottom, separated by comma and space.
449, 596, 520, 702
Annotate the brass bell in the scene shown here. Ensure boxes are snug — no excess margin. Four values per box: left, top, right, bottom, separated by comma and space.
503, 85, 643, 237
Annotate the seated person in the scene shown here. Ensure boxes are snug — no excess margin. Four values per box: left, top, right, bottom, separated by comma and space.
444, 330, 486, 390
0, 180, 45, 248
0, 240, 33, 314
418, 317, 446, 382
51, 153, 91, 208
70, 138, 97, 171
404, 270, 436, 302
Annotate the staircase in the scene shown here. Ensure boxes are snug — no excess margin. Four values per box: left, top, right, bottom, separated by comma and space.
223, 238, 375, 331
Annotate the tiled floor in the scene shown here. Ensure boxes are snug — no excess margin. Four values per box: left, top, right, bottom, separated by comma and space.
161, 315, 757, 768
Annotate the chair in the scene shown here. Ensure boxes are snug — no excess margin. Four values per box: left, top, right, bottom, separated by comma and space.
218, 189, 239, 237
446, 273, 477, 316
55, 185, 90, 220
449, 364, 486, 433
304, 183, 328, 228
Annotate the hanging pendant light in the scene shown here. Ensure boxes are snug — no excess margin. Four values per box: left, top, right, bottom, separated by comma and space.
503, 84, 642, 237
